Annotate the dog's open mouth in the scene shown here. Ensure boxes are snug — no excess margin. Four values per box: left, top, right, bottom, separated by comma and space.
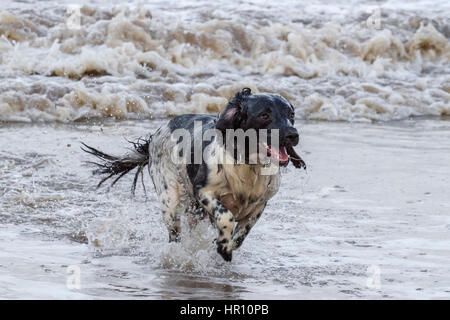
261, 143, 289, 166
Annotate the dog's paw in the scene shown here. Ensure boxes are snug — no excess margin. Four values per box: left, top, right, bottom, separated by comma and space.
168, 229, 181, 242
217, 243, 233, 262
286, 146, 306, 170
291, 157, 306, 170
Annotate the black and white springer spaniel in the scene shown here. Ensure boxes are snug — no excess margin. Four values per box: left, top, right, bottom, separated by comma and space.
82, 88, 306, 261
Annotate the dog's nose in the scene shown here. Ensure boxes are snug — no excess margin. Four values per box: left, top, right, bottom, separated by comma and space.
284, 128, 299, 146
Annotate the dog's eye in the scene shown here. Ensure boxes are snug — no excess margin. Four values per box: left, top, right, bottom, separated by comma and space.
289, 111, 295, 120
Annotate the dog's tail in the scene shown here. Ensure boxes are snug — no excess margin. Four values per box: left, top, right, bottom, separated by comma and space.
81, 136, 152, 195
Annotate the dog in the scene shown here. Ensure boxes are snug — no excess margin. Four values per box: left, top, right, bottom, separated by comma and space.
82, 88, 305, 261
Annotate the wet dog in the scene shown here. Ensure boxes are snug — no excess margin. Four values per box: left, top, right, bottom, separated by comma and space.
82, 88, 305, 261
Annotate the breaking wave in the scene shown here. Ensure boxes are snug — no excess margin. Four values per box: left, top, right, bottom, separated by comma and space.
0, 0, 449, 122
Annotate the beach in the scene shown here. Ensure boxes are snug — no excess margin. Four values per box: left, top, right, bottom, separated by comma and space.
0, 0, 449, 299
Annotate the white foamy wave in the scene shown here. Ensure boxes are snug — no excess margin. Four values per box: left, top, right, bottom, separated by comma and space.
0, 0, 449, 122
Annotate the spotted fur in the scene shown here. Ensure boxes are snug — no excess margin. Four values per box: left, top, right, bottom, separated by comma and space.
82, 88, 305, 262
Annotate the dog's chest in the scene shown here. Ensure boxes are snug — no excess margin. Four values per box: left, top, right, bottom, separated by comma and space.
213, 164, 280, 221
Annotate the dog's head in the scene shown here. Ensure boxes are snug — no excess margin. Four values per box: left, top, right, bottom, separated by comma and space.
216, 88, 299, 167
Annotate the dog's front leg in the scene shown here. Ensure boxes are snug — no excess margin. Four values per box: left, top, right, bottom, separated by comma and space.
198, 191, 236, 261
231, 204, 266, 250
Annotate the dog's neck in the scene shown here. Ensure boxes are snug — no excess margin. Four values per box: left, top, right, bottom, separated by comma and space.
218, 162, 278, 220
211, 143, 278, 192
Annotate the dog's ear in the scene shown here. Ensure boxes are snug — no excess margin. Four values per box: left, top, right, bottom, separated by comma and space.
216, 88, 251, 131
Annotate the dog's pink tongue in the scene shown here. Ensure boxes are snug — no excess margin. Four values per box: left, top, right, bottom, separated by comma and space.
268, 146, 289, 162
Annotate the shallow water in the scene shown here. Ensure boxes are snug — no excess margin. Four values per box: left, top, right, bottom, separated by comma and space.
0, 0, 449, 299
1, 119, 449, 299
